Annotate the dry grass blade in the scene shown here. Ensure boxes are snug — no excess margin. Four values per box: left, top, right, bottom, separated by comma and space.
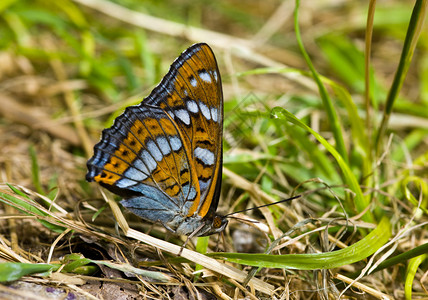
0, 93, 81, 146
72, 0, 252, 49
103, 190, 274, 295
334, 274, 393, 300
73, 0, 317, 91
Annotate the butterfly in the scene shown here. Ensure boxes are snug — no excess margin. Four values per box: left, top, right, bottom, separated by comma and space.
86, 43, 228, 238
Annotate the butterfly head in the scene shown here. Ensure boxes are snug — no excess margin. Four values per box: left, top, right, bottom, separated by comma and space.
174, 212, 228, 237
198, 214, 228, 236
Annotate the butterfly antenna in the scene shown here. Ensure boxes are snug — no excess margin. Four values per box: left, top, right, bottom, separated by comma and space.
224, 195, 301, 217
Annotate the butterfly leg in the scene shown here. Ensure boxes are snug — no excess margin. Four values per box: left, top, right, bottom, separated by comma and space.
161, 222, 176, 234
214, 231, 225, 252
177, 223, 206, 256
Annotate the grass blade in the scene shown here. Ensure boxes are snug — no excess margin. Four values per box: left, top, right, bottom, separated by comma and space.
294, 0, 348, 164
271, 107, 373, 222
375, 0, 428, 155
0, 263, 58, 282
213, 217, 390, 270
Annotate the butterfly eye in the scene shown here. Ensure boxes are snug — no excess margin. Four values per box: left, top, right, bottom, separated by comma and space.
213, 216, 223, 229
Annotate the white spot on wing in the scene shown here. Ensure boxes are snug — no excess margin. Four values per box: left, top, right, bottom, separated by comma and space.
199, 101, 211, 120
146, 140, 162, 161
169, 136, 182, 151
187, 100, 198, 113
188, 186, 197, 200
190, 77, 197, 87
175, 109, 190, 125
211, 107, 218, 122
194, 147, 215, 165
182, 185, 197, 201
124, 167, 148, 181
117, 178, 135, 188
141, 150, 157, 172
156, 136, 171, 156
134, 159, 149, 174
212, 70, 218, 82
199, 70, 211, 83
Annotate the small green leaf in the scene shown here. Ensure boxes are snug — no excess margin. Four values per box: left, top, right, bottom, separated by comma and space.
61, 254, 93, 273
0, 263, 58, 282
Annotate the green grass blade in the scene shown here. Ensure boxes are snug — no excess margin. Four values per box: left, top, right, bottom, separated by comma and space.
321, 77, 373, 185
370, 242, 428, 274
271, 107, 373, 222
0, 185, 66, 233
322, 78, 368, 157
212, 217, 390, 270
194, 236, 210, 280
375, 0, 428, 155
0, 263, 58, 282
405, 254, 427, 300
400, 176, 428, 214
294, 0, 348, 164
1, 186, 44, 216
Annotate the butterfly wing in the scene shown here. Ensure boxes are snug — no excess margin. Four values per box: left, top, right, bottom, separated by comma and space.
87, 43, 223, 230
86, 104, 201, 224
143, 43, 223, 218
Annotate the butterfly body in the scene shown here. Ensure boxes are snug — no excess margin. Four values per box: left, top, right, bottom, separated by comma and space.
87, 43, 227, 237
